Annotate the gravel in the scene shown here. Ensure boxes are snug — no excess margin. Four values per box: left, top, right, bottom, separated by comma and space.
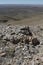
0, 25, 43, 65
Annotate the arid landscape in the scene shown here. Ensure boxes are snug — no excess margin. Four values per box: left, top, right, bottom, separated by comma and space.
0, 4, 43, 65
0, 4, 43, 25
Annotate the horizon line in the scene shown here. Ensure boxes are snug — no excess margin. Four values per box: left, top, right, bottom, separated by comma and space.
0, 4, 43, 5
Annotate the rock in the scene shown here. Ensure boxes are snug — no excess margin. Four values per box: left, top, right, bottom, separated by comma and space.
3, 34, 11, 41
28, 55, 32, 60
29, 36, 32, 42
0, 34, 5, 39
0, 52, 6, 57
32, 38, 40, 46
11, 36, 20, 44
25, 38, 29, 44
11, 32, 15, 35
20, 26, 32, 36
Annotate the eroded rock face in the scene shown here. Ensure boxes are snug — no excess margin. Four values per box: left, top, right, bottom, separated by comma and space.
0, 25, 43, 65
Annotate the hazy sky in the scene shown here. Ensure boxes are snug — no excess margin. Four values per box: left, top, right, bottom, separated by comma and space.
0, 0, 43, 4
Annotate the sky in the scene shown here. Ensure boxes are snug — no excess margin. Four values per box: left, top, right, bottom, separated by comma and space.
0, 0, 43, 4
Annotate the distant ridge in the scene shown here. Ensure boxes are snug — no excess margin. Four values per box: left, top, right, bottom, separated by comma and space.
0, 4, 43, 7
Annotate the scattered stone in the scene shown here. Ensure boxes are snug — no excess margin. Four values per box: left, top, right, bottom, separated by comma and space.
0, 25, 43, 65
